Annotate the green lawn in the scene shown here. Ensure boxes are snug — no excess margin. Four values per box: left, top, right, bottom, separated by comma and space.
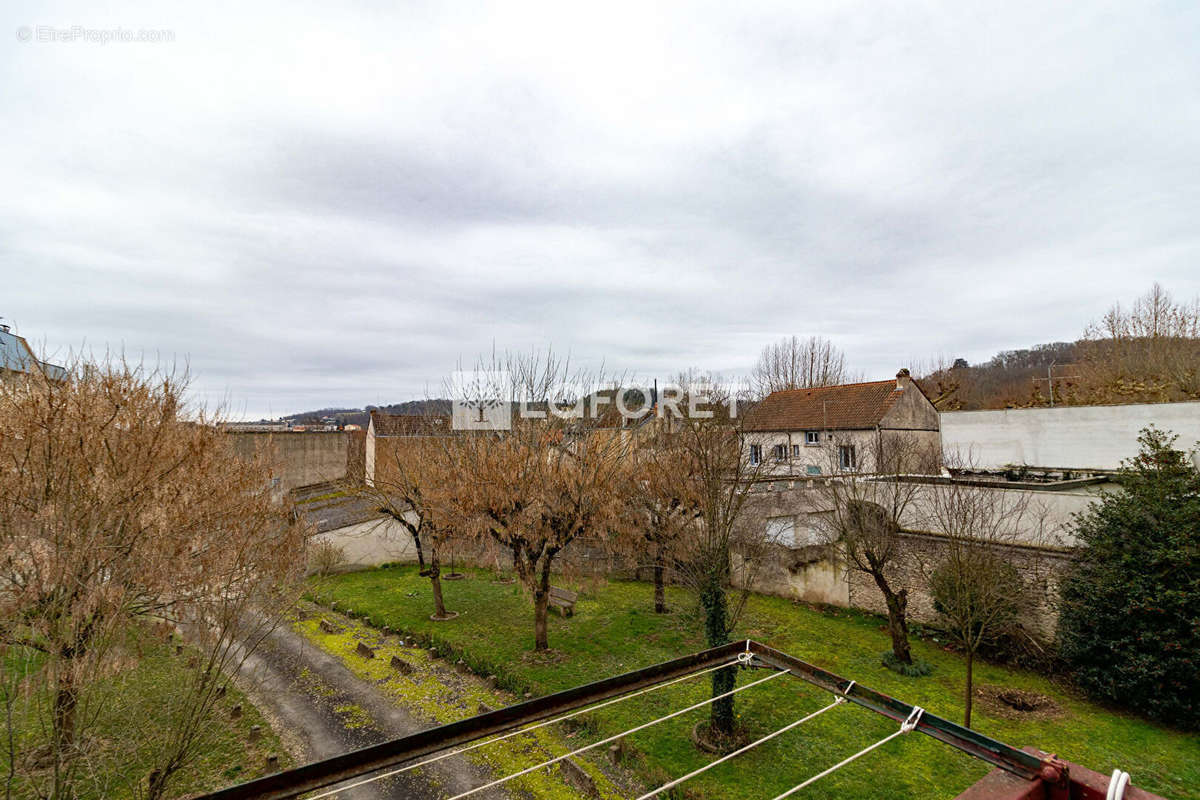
3, 639, 289, 799
309, 566, 1199, 800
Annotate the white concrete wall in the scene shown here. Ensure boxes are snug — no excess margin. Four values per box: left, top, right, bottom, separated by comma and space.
940, 401, 1200, 471
313, 516, 420, 569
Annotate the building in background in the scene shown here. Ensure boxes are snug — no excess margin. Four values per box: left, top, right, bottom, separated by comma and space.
0, 322, 65, 382
744, 369, 941, 475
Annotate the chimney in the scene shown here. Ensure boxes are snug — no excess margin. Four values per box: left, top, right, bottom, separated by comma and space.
896, 368, 911, 391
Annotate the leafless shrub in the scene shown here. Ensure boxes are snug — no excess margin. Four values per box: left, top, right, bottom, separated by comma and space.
309, 540, 347, 577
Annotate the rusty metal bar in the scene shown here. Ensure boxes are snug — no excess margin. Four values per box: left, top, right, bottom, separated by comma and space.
196, 640, 747, 800
744, 641, 1044, 780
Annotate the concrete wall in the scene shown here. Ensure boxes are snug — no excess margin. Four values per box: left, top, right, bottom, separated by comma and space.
228, 431, 350, 492
313, 516, 420, 570
941, 401, 1200, 471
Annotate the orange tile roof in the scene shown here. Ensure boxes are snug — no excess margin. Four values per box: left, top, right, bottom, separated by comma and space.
744, 379, 902, 431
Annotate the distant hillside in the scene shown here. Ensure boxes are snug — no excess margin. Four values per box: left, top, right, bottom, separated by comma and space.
916, 342, 1081, 410
284, 399, 451, 428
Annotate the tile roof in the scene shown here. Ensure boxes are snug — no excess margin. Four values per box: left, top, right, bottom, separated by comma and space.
744, 379, 903, 431
370, 410, 451, 436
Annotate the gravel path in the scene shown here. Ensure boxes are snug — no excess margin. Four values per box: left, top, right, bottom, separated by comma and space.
237, 621, 511, 800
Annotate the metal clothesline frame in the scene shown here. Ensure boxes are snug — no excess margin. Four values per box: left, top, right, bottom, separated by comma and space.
197, 640, 1045, 800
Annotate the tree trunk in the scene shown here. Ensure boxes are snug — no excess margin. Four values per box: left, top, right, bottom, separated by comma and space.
53, 680, 77, 750
411, 529, 426, 570
532, 560, 552, 651
653, 548, 667, 614
701, 577, 735, 736
872, 573, 913, 665
428, 552, 447, 618
964, 649, 974, 729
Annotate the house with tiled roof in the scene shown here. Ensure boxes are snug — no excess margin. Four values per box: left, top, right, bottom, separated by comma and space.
743, 369, 940, 476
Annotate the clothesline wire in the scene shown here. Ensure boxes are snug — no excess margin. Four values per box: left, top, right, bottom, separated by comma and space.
307, 654, 746, 800
441, 666, 792, 800
634, 695, 848, 799
768, 706, 926, 800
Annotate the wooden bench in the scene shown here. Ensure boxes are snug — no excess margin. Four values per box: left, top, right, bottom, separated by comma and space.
548, 586, 578, 617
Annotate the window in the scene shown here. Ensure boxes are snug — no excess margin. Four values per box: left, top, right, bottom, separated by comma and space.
749, 444, 762, 465
838, 445, 857, 471
806, 464, 822, 475
765, 516, 796, 547
772, 444, 787, 461
792, 444, 801, 458
805, 431, 820, 445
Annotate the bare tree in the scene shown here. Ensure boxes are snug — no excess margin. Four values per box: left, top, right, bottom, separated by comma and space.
750, 336, 860, 397
361, 422, 461, 620
0, 358, 305, 799
920, 474, 1047, 728
621, 427, 702, 614
442, 352, 629, 651
814, 432, 940, 667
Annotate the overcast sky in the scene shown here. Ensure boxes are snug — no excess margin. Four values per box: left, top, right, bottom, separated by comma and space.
3, 1, 1198, 418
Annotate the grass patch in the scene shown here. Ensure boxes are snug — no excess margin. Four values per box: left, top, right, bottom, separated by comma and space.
309, 567, 1199, 800
2, 638, 289, 799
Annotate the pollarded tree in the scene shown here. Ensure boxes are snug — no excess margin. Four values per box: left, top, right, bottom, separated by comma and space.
362, 422, 461, 620
444, 352, 629, 651
0, 358, 305, 800
622, 427, 702, 614
815, 432, 940, 668
1057, 426, 1200, 729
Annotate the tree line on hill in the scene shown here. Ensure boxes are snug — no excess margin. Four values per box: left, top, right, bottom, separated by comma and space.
917, 283, 1200, 410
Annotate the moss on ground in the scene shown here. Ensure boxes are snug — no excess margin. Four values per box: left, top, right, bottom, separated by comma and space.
308, 567, 1200, 800
296, 611, 628, 800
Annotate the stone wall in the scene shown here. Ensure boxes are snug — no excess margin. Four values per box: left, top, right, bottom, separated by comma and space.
733, 479, 1076, 639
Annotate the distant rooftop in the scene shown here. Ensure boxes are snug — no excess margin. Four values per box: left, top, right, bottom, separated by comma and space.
0, 324, 66, 381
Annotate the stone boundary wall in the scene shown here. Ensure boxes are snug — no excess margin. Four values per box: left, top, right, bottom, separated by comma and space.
228, 430, 350, 492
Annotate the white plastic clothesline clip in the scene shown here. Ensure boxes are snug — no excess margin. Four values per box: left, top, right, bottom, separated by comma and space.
900, 706, 925, 733
1106, 768, 1131, 800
